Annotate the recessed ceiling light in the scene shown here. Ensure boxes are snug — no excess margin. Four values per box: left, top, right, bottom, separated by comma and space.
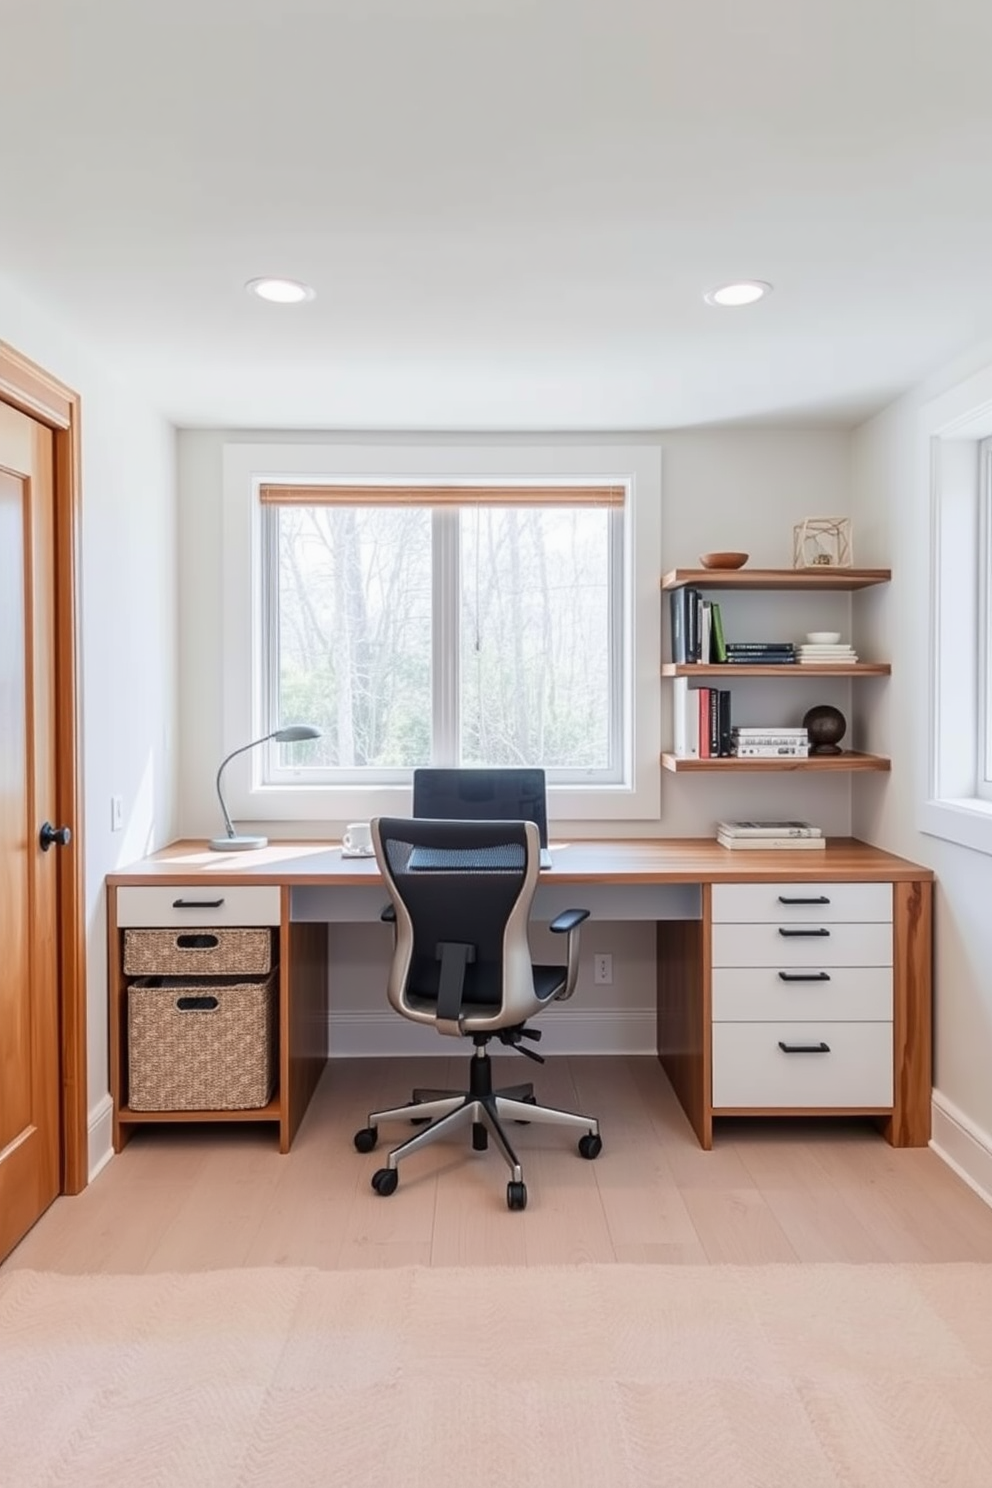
245, 277, 316, 304
704, 280, 773, 308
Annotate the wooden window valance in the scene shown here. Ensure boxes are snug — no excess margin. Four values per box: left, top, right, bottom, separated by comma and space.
259, 483, 625, 508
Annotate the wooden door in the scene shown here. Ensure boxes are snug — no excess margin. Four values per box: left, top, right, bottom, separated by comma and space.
0, 401, 62, 1258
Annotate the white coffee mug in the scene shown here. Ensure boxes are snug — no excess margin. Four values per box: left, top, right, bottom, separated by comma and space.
343, 821, 373, 855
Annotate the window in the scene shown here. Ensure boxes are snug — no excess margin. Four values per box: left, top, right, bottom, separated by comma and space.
219, 441, 660, 826
920, 367, 992, 855
259, 483, 625, 785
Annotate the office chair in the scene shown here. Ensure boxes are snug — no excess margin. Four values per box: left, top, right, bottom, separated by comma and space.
353, 816, 603, 1210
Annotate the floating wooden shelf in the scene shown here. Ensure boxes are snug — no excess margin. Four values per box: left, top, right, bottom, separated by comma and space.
662, 662, 890, 678
661, 751, 891, 773
661, 567, 891, 592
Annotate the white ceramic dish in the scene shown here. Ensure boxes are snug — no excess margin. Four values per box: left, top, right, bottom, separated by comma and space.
805, 631, 842, 644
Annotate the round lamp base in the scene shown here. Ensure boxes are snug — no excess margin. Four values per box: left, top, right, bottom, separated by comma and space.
208, 835, 269, 852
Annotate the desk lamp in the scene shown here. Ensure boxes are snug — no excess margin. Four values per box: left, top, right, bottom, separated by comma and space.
209, 725, 321, 851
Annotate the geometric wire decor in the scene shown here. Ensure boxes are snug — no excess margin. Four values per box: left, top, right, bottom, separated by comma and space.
792, 516, 853, 568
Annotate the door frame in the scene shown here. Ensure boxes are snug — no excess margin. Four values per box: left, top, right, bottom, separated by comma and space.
0, 339, 87, 1194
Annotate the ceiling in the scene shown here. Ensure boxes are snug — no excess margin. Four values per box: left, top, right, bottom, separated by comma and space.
3, 0, 992, 431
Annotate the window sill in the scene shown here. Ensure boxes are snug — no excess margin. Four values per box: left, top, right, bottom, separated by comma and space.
919, 797, 992, 857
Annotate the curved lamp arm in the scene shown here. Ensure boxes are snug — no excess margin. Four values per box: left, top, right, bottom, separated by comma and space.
212, 724, 320, 850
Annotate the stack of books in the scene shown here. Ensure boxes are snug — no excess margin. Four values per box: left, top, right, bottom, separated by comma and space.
724, 642, 796, 665
716, 819, 825, 850
796, 641, 859, 664
731, 727, 809, 758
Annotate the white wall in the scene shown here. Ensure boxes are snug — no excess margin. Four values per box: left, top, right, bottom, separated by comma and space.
0, 275, 178, 1177
177, 425, 856, 1054
853, 336, 992, 1199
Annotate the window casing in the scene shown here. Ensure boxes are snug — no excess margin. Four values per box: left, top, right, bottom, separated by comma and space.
218, 441, 661, 828
979, 439, 992, 801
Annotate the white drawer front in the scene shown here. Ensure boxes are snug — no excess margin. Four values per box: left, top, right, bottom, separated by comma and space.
711, 882, 892, 925
712, 1021, 893, 1108
116, 884, 281, 928
711, 966, 892, 1023
712, 921, 892, 968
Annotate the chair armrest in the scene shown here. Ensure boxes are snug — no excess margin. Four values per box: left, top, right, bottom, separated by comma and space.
380, 903, 396, 924
549, 908, 589, 1000
549, 908, 589, 934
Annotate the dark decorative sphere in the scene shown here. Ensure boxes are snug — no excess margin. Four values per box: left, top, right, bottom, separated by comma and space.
803, 704, 847, 756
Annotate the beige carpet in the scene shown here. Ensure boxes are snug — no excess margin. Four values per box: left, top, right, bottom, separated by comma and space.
2, 1263, 992, 1487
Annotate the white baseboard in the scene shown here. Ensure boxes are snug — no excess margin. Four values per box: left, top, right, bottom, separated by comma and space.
87, 1092, 115, 1183
328, 1008, 657, 1059
931, 1090, 992, 1211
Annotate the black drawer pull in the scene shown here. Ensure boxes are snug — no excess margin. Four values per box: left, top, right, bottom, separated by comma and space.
778, 895, 830, 905
172, 898, 225, 909
778, 971, 831, 982
176, 933, 220, 949
175, 995, 219, 1012
777, 927, 830, 937
778, 1040, 831, 1054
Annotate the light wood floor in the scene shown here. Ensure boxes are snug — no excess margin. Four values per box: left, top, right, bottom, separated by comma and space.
5, 1056, 992, 1273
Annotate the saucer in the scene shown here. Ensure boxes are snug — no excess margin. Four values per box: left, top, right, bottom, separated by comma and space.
341, 846, 375, 859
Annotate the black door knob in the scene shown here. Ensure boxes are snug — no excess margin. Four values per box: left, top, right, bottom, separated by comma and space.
39, 822, 72, 851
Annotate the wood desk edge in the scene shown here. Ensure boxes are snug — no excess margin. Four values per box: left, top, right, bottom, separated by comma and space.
106, 836, 933, 886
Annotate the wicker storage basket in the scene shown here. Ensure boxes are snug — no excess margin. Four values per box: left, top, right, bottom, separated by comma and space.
123, 927, 272, 977
127, 973, 277, 1111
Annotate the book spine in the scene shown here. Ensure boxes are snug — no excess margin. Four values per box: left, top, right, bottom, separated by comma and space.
734, 745, 810, 757
669, 589, 688, 665
718, 689, 732, 756
720, 828, 821, 838
717, 836, 825, 849
708, 687, 720, 756
687, 589, 700, 662
711, 602, 727, 663
698, 686, 711, 758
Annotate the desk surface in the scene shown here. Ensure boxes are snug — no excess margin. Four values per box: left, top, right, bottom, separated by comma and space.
107, 837, 932, 886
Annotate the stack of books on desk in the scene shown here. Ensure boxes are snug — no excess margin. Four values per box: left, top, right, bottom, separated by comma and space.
731, 727, 809, 758
716, 820, 825, 850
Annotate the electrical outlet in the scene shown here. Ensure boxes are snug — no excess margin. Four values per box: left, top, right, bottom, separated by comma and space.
110, 795, 124, 832
593, 953, 613, 985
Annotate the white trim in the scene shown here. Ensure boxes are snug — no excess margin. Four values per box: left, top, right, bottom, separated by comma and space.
328, 1007, 657, 1058
920, 370, 992, 855
221, 441, 662, 828
931, 1089, 992, 1212
87, 1092, 115, 1183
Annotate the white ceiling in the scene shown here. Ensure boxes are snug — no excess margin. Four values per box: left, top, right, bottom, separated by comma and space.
3, 0, 992, 430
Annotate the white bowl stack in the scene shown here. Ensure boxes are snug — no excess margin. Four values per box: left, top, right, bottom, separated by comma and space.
797, 630, 858, 664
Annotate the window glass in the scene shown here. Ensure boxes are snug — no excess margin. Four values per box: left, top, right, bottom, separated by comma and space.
273, 503, 432, 767
460, 505, 612, 768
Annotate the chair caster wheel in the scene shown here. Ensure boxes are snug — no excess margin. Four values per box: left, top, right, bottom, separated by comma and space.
506, 1180, 527, 1211
353, 1127, 378, 1153
578, 1133, 603, 1160
371, 1167, 398, 1196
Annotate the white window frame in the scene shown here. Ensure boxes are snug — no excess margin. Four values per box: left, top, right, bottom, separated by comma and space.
220, 442, 662, 828
260, 497, 626, 788
920, 369, 992, 854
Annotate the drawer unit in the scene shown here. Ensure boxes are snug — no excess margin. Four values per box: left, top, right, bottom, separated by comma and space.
116, 884, 281, 928
712, 921, 893, 968
711, 966, 893, 1024
712, 1021, 894, 1108
708, 876, 896, 1119
712, 882, 892, 925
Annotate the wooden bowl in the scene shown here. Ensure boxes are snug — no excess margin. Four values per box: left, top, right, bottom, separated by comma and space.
699, 551, 749, 570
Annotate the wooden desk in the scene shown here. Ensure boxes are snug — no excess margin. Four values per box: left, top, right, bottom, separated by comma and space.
106, 837, 932, 1154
